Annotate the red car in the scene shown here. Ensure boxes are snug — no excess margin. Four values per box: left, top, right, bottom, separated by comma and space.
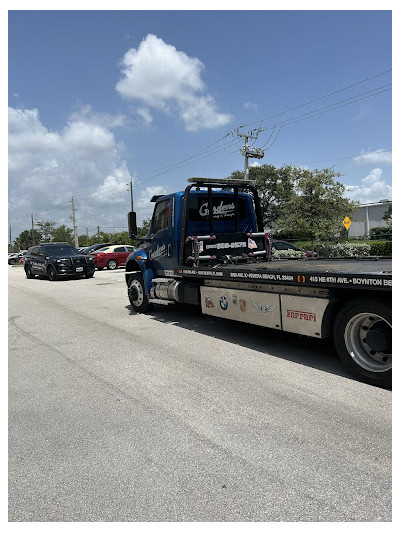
90, 245, 136, 270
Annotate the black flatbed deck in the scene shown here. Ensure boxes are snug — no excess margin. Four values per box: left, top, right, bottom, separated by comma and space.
175, 257, 392, 291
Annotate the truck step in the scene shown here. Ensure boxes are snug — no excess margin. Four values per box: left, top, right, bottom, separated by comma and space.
148, 298, 175, 305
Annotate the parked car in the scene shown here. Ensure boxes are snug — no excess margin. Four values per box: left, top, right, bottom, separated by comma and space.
79, 243, 116, 255
24, 242, 95, 280
271, 240, 315, 257
8, 252, 26, 264
90, 245, 136, 270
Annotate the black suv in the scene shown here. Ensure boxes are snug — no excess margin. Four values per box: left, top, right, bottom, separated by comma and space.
24, 243, 96, 281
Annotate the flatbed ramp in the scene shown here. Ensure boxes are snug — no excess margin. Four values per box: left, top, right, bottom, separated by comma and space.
173, 258, 392, 291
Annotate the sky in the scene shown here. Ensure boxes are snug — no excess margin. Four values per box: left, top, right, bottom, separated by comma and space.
7, 7, 393, 242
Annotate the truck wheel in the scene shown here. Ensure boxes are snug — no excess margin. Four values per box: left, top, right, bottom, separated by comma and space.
333, 298, 391, 387
107, 259, 118, 270
47, 265, 58, 281
128, 273, 152, 313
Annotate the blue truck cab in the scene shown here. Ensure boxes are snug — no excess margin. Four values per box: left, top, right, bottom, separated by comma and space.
125, 177, 266, 295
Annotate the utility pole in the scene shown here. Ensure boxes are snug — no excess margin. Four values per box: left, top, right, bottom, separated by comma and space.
31, 214, 35, 246
97, 226, 100, 238
237, 129, 265, 179
71, 197, 79, 247
86, 227, 89, 246
9, 225, 11, 249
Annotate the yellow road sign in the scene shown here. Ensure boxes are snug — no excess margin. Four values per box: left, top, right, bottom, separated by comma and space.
342, 216, 352, 230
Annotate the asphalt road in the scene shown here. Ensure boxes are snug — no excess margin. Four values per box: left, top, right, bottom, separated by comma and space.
8, 265, 392, 522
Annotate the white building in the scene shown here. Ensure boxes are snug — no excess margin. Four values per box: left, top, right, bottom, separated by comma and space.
348, 200, 391, 238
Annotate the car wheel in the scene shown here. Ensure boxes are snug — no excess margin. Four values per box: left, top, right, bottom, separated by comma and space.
9, 259, 16, 264
107, 259, 118, 270
47, 265, 58, 281
128, 273, 152, 313
25, 265, 34, 279
333, 298, 391, 387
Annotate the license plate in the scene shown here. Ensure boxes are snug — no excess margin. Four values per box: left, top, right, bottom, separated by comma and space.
76, 266, 83, 272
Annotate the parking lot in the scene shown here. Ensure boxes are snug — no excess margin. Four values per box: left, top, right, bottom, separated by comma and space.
8, 265, 392, 521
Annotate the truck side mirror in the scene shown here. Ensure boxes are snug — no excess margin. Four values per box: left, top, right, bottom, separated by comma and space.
128, 211, 138, 240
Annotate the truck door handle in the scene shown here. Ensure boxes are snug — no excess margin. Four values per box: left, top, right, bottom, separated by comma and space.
168, 244, 172, 257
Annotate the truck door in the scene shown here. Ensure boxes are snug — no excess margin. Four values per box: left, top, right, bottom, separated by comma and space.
148, 197, 175, 273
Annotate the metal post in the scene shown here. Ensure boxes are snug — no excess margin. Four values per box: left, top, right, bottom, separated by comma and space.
86, 227, 89, 246
365, 206, 370, 238
31, 214, 34, 246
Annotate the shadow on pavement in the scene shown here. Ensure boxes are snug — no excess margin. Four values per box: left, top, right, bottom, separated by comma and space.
125, 302, 357, 383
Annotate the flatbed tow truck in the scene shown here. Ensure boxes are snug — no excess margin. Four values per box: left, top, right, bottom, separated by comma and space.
125, 177, 392, 387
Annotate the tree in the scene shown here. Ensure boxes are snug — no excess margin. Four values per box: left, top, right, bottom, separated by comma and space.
78, 233, 90, 247
275, 167, 358, 251
138, 218, 151, 238
227, 164, 295, 228
36, 220, 57, 241
14, 229, 42, 250
51, 225, 74, 244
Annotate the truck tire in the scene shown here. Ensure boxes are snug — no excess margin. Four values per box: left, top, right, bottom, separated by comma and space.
128, 273, 152, 313
333, 298, 391, 387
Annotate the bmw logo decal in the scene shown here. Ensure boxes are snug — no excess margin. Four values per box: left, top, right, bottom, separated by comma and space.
220, 296, 228, 310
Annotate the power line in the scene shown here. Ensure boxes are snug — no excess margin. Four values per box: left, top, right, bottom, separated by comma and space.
298, 149, 392, 166
258, 85, 391, 131
234, 68, 391, 131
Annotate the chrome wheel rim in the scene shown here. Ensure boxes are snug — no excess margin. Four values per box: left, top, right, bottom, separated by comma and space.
344, 312, 392, 372
129, 279, 144, 306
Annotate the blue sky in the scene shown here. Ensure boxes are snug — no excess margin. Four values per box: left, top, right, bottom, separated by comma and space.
8, 8, 392, 240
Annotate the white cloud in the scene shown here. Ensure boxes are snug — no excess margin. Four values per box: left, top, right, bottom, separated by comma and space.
344, 168, 392, 203
69, 104, 126, 129
8, 107, 134, 236
244, 101, 258, 111
136, 107, 153, 126
116, 34, 232, 132
353, 149, 392, 165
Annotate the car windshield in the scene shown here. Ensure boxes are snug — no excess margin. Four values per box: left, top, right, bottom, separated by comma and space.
43, 245, 79, 256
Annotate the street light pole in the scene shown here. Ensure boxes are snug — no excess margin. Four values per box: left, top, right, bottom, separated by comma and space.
130, 177, 134, 211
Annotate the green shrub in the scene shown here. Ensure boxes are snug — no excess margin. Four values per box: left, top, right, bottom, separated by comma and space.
272, 249, 306, 259
315, 243, 371, 258
369, 241, 392, 256
369, 227, 392, 240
